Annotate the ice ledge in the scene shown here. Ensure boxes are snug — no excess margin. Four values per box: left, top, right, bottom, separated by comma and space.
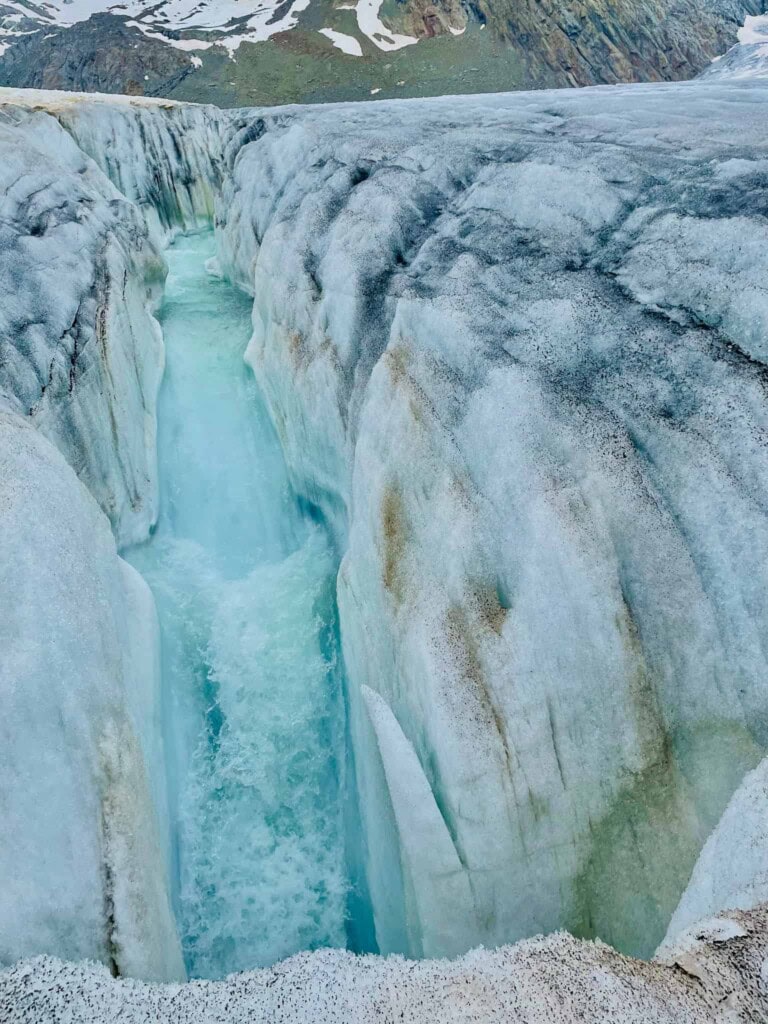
3, 902, 768, 1022
0, 86, 195, 108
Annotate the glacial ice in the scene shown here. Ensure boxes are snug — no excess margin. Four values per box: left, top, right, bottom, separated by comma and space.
50, 99, 229, 246
0, 93, 229, 980
0, 79, 768, 1017
0, 90, 359, 983
5, 904, 768, 1022
0, 104, 166, 546
216, 81, 768, 958
0, 412, 182, 979
0, 101, 187, 981
361, 685, 478, 957
661, 755, 768, 945
701, 13, 768, 78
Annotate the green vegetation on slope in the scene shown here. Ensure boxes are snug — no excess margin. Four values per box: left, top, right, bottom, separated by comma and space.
169, 24, 531, 108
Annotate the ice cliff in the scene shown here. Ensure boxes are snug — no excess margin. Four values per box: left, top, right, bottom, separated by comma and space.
42, 91, 231, 246
0, 92, 227, 980
215, 81, 768, 960
1, 80, 768, 1019
0, 412, 182, 980
0, 102, 164, 546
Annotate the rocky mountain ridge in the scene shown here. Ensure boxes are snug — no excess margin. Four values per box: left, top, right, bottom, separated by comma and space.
0, 0, 764, 105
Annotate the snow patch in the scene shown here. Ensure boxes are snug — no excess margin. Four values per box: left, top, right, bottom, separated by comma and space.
738, 14, 768, 43
318, 27, 362, 56
355, 0, 417, 51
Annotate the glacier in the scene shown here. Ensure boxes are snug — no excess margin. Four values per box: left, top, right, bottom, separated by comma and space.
0, 79, 767, 1021
0, 102, 165, 546
0, 410, 182, 980
660, 755, 768, 946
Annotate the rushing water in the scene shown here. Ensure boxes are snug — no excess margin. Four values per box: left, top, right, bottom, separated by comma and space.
127, 233, 350, 979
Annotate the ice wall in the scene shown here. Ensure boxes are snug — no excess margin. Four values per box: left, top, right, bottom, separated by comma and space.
0, 94, 196, 978
53, 101, 231, 246
216, 81, 768, 958
0, 89, 234, 247
0, 412, 183, 980
0, 103, 166, 546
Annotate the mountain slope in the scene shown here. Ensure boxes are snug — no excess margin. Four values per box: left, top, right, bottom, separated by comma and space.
0, 0, 765, 105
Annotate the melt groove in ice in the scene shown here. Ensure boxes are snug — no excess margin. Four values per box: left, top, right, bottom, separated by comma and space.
126, 233, 349, 979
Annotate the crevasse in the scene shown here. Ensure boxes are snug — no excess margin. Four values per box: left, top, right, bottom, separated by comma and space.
126, 233, 354, 978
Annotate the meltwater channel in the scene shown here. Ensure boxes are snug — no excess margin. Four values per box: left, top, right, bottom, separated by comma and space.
127, 232, 358, 979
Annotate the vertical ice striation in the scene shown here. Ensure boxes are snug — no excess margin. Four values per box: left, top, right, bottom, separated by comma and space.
0, 100, 182, 979
49, 97, 233, 247
215, 83, 768, 959
0, 104, 166, 548
0, 413, 183, 980
127, 234, 348, 979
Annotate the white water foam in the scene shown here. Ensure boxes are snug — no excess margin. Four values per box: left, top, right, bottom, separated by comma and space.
127, 233, 349, 978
